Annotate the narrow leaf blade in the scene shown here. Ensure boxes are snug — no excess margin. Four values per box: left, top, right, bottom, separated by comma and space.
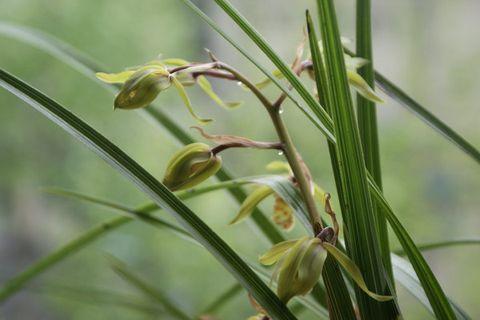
0, 69, 296, 320
355, 0, 392, 283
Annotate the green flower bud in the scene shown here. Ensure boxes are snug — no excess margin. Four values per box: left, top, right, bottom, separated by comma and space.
114, 67, 171, 110
260, 237, 326, 303
276, 237, 325, 303
162, 143, 222, 191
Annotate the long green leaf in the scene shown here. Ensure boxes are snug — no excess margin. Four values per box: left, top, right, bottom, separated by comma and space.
200, 283, 243, 315
0, 20, 467, 318
31, 284, 164, 315
311, 4, 461, 317
0, 69, 296, 320
1, 176, 323, 312
369, 178, 457, 319
306, 16, 462, 316
340, 44, 480, 165
43, 189, 330, 317
44, 189, 331, 317
391, 255, 470, 320
1, 158, 253, 303
394, 238, 480, 255
167, 0, 480, 165
374, 72, 480, 164
306, 12, 357, 320
0, 216, 130, 302
0, 21, 284, 246
108, 256, 192, 320
355, 0, 392, 281
316, 1, 398, 318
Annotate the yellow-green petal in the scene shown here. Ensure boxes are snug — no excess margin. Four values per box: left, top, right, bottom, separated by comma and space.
259, 239, 299, 266
196, 75, 242, 109
276, 237, 311, 302
347, 70, 384, 104
252, 69, 284, 90
161, 58, 190, 66
344, 55, 369, 70
96, 70, 135, 84
171, 76, 213, 124
294, 238, 325, 297
322, 243, 393, 302
265, 161, 291, 174
229, 185, 274, 225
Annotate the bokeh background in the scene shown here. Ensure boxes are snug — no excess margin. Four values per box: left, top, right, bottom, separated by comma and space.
0, 0, 479, 319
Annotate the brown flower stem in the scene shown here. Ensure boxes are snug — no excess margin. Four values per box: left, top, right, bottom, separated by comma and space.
211, 62, 323, 233
214, 62, 273, 112
211, 142, 284, 155
269, 110, 323, 234
192, 70, 236, 81
271, 59, 304, 111
177, 59, 323, 234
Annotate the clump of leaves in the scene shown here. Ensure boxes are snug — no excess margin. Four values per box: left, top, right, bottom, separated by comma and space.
1, 0, 477, 319
94, 33, 390, 317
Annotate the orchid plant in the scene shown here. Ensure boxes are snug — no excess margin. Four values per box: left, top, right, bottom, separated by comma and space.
1, 0, 474, 319
95, 32, 391, 319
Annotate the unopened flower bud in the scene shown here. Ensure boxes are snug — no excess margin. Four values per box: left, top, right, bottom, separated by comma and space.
114, 67, 171, 110
162, 143, 222, 191
276, 237, 325, 302
259, 237, 325, 303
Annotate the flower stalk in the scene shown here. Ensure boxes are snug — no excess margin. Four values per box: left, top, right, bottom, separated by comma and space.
211, 141, 284, 155
205, 59, 324, 234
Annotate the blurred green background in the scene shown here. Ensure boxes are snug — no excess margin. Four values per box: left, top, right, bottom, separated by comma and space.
0, 0, 479, 319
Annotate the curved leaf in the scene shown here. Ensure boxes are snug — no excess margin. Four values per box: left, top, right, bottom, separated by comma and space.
375, 72, 480, 164
306, 13, 357, 319
394, 238, 480, 255
0, 69, 296, 320
200, 283, 243, 315
392, 255, 470, 320
340, 49, 480, 164
109, 256, 193, 320
369, 176, 457, 319
355, 0, 392, 284
0, 216, 130, 302
0, 21, 285, 246
315, 1, 397, 317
